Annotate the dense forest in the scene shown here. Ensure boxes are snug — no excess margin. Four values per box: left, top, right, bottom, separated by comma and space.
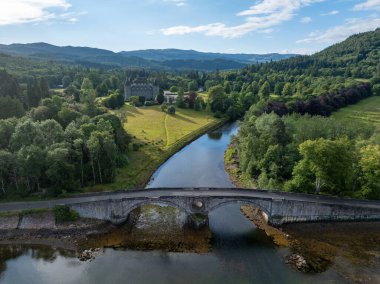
0, 68, 131, 197
231, 29, 380, 200
235, 113, 379, 199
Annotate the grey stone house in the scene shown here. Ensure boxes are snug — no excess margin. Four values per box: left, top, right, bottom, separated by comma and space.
124, 78, 159, 101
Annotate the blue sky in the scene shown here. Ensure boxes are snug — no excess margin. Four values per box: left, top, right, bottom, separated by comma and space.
0, 0, 380, 54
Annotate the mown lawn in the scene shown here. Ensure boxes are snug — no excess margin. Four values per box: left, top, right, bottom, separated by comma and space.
51, 88, 65, 94
87, 104, 223, 191
332, 96, 380, 142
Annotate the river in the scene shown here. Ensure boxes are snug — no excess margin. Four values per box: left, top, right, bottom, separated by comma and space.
0, 123, 379, 283
147, 122, 238, 188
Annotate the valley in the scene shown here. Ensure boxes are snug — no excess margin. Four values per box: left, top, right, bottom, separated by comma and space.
0, 3, 380, 282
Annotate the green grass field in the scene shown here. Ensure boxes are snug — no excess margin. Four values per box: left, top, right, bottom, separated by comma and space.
333, 96, 380, 142
87, 104, 224, 191
51, 88, 65, 93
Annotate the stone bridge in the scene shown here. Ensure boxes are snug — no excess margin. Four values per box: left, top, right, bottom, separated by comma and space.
60, 188, 380, 226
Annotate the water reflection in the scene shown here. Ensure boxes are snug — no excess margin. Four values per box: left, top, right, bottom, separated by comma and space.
0, 205, 347, 284
207, 132, 223, 140
0, 245, 77, 281
147, 123, 239, 188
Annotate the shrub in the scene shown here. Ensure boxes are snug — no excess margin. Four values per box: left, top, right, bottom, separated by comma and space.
132, 142, 141, 151
116, 154, 129, 167
161, 104, 168, 112
53, 205, 79, 223
194, 96, 204, 111
156, 93, 165, 104
167, 106, 176, 115
176, 96, 187, 109
104, 92, 125, 109
144, 100, 156, 107
129, 96, 141, 107
373, 84, 380, 96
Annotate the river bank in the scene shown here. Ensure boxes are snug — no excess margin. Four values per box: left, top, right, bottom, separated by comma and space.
224, 142, 256, 188
0, 210, 111, 250
227, 144, 380, 281
240, 204, 380, 283
0, 205, 212, 256
87, 112, 228, 191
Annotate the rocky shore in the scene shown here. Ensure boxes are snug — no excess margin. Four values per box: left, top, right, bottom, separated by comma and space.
240, 204, 380, 282
0, 204, 212, 260
225, 144, 380, 280
0, 211, 113, 253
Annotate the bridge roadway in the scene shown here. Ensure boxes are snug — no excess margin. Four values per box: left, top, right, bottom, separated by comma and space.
1, 188, 380, 225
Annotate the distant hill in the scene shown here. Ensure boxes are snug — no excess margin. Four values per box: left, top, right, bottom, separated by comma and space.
313, 28, 380, 65
256, 28, 380, 75
119, 49, 296, 64
0, 43, 297, 71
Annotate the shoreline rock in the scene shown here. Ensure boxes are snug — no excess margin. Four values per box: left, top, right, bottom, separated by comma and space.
78, 248, 102, 262
240, 205, 290, 247
285, 254, 309, 272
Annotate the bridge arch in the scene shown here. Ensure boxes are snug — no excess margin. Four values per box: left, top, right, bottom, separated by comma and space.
207, 200, 271, 223
112, 198, 192, 224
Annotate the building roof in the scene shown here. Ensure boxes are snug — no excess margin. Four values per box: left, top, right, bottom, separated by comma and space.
164, 91, 176, 96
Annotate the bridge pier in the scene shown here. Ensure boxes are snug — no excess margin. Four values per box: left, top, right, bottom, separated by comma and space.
186, 213, 209, 229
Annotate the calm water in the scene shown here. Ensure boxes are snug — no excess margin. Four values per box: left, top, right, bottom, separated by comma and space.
147, 122, 239, 188
0, 204, 345, 284
0, 123, 353, 283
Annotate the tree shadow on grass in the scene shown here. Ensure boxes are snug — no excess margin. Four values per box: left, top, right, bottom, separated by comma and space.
171, 113, 197, 124
126, 107, 144, 115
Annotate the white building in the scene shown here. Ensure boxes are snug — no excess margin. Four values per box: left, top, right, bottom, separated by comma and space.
164, 91, 177, 104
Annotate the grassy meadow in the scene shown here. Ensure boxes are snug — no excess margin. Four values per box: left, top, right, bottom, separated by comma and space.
87, 104, 224, 191
332, 96, 380, 142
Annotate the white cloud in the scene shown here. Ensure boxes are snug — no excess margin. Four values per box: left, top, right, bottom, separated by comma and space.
301, 16, 312, 23
354, 0, 380, 11
164, 0, 186, 7
297, 17, 380, 44
161, 0, 324, 38
320, 10, 339, 16
0, 0, 74, 25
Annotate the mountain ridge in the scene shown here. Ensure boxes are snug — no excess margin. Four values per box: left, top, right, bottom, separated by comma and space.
0, 42, 297, 71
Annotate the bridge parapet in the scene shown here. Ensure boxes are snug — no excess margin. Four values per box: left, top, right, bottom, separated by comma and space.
66, 189, 380, 226
269, 199, 380, 225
